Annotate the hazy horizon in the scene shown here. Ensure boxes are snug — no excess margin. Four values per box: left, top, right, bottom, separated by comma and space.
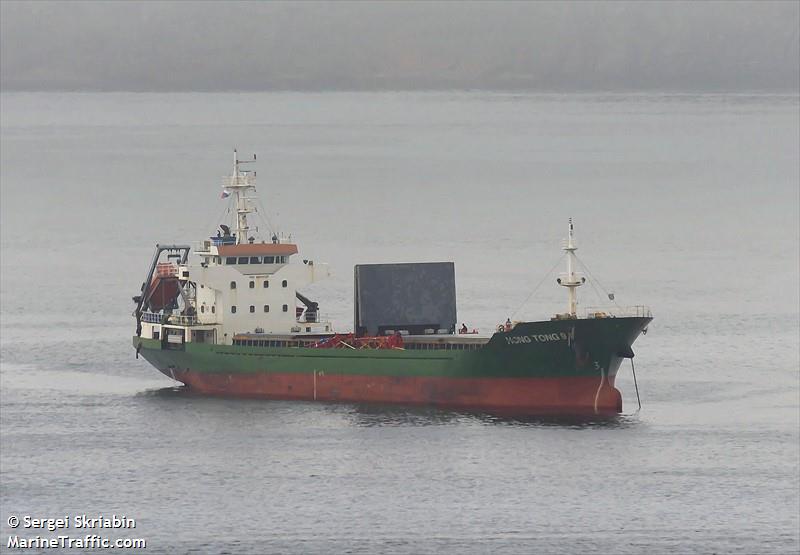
1, 1, 798, 93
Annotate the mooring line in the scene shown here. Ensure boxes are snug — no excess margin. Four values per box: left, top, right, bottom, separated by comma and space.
631, 358, 641, 412
593, 366, 605, 415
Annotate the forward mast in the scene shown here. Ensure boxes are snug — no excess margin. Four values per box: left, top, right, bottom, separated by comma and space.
557, 218, 585, 318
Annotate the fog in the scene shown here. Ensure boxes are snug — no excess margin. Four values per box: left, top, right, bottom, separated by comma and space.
1, 0, 798, 92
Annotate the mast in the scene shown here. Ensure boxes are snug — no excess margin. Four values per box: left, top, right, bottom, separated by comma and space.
558, 218, 584, 317
224, 150, 257, 244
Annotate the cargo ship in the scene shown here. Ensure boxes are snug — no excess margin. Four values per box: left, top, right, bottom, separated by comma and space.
132, 152, 652, 414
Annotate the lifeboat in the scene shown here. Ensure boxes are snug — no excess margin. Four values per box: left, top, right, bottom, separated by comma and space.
147, 263, 180, 311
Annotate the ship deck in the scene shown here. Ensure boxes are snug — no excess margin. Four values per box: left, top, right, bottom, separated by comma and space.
232, 332, 492, 350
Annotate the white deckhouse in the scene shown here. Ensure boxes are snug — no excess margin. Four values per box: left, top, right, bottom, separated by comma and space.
133, 152, 332, 347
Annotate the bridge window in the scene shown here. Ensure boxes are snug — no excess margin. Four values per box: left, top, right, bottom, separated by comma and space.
282, 280, 288, 288
263, 280, 269, 288
238, 257, 249, 264
249, 305, 255, 313
230, 281, 236, 289
282, 304, 288, 312
263, 305, 269, 313
278, 256, 287, 263
249, 280, 255, 289
231, 305, 237, 314
264, 256, 275, 264
225, 257, 236, 265
250, 256, 261, 264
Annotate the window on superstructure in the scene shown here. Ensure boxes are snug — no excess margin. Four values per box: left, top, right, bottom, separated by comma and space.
264, 256, 275, 264
216, 257, 221, 264
249, 281, 255, 289
282, 304, 288, 312
200, 305, 205, 314
238, 257, 249, 264
250, 257, 261, 264
263, 281, 269, 288
250, 305, 255, 313
231, 306, 237, 314
211, 306, 215, 314
230, 281, 236, 289
282, 280, 288, 288
226, 257, 236, 265
263, 305, 269, 313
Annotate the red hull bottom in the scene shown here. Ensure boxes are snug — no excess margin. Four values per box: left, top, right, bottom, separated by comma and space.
171, 370, 623, 414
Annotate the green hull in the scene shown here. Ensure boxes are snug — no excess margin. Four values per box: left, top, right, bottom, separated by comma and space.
135, 317, 650, 413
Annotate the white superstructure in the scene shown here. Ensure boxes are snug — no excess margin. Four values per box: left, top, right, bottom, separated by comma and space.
134, 152, 332, 346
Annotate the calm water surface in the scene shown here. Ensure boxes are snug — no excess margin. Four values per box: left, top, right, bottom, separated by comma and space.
1, 92, 798, 554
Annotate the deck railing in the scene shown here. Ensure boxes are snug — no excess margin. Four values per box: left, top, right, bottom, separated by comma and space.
141, 311, 164, 324
141, 311, 199, 326
169, 314, 198, 326
583, 305, 652, 318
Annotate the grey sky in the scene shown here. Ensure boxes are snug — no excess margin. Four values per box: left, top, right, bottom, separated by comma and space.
1, 1, 798, 92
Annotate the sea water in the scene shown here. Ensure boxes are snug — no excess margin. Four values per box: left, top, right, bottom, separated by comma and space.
1, 92, 798, 554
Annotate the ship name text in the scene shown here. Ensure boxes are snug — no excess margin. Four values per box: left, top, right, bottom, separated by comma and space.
505, 332, 568, 345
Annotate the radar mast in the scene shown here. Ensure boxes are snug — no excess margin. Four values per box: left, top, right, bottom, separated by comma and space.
223, 150, 257, 244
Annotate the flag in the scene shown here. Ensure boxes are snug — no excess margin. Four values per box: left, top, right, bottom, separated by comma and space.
221, 190, 231, 199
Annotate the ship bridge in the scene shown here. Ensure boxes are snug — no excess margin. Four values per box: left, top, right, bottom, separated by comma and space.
194, 241, 300, 274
